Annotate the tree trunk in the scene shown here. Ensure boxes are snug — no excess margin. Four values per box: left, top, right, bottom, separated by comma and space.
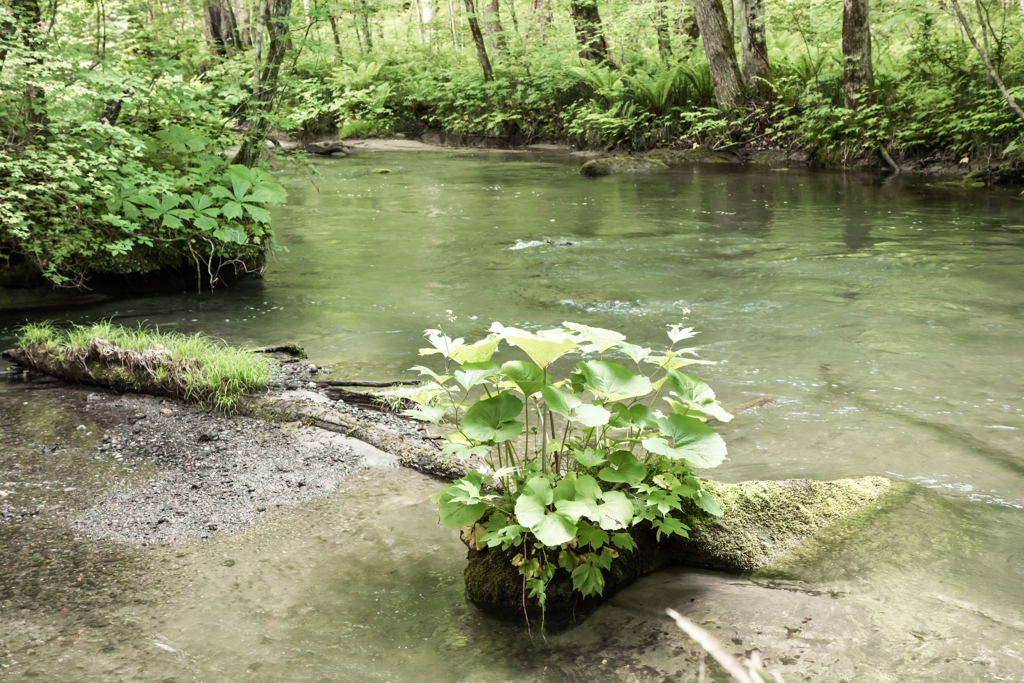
328, 15, 343, 56
841, 0, 874, 110
691, 0, 745, 107
483, 0, 507, 56
570, 0, 612, 65
653, 0, 673, 61
233, 0, 294, 168
5, 0, 48, 141
360, 0, 373, 50
203, 0, 242, 55
532, 0, 552, 40
233, 0, 253, 46
464, 0, 494, 80
740, 0, 772, 100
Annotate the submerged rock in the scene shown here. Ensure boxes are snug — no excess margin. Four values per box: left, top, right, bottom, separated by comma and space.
465, 475, 908, 628
579, 157, 668, 177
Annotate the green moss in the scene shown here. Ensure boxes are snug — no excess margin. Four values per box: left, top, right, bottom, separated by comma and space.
676, 476, 906, 572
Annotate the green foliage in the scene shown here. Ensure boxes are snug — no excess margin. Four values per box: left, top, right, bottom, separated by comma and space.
399, 318, 732, 610
0, 2, 287, 288
17, 321, 273, 412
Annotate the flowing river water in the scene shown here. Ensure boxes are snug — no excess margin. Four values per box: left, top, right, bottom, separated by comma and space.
2, 148, 1023, 680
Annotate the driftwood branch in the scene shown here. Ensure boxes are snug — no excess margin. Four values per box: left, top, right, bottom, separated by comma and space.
315, 379, 418, 387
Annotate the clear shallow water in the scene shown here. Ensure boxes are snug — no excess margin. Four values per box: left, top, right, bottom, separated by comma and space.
2, 151, 1024, 680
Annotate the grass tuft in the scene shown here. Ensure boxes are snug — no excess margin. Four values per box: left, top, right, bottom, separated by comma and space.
17, 321, 274, 413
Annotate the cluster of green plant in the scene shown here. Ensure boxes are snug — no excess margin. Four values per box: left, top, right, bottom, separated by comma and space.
0, 3, 288, 288
17, 321, 273, 411
385, 319, 730, 608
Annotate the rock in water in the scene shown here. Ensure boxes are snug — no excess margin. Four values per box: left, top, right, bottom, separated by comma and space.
464, 475, 908, 628
579, 157, 669, 177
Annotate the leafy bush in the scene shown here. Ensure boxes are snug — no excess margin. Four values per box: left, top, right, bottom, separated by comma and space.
387, 319, 731, 609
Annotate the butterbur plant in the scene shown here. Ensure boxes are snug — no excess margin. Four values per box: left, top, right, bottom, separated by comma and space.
386, 318, 733, 612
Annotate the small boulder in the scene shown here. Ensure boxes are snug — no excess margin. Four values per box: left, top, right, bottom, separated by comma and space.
580, 157, 668, 177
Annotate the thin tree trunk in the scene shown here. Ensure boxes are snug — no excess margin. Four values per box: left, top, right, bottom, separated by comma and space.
203, 0, 242, 55
447, 0, 459, 47
360, 0, 373, 50
8, 0, 48, 142
570, 0, 612, 65
483, 0, 506, 55
411, 0, 425, 43
464, 0, 493, 80
234, 0, 293, 168
691, 0, 745, 106
532, 0, 551, 40
654, 0, 673, 62
233, 0, 253, 46
841, 0, 874, 109
740, 0, 772, 99
252, 0, 268, 96
328, 14, 343, 56
949, 0, 1024, 122
506, 0, 520, 37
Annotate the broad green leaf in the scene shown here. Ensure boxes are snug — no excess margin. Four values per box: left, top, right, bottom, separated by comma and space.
646, 414, 728, 469
577, 360, 653, 401
571, 562, 605, 597
667, 324, 698, 344
575, 519, 609, 549
653, 515, 691, 539
540, 385, 581, 417
220, 201, 244, 220
574, 474, 603, 500
402, 404, 446, 423
462, 392, 523, 443
562, 321, 625, 354
572, 447, 607, 468
454, 361, 501, 390
420, 330, 463, 358
502, 360, 545, 397
450, 336, 501, 364
618, 342, 652, 365
430, 487, 487, 528
492, 324, 578, 368
194, 215, 218, 231
552, 476, 575, 503
243, 203, 272, 224
594, 490, 634, 530
554, 498, 600, 521
441, 443, 491, 461
666, 370, 732, 422
521, 473, 554, 504
573, 403, 611, 427
514, 493, 577, 545
694, 489, 723, 516
597, 450, 647, 486
610, 532, 637, 551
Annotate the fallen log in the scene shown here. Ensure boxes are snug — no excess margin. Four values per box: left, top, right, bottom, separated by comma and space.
315, 379, 418, 388
249, 396, 466, 480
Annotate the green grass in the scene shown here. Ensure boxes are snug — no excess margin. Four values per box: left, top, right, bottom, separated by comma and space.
17, 321, 274, 412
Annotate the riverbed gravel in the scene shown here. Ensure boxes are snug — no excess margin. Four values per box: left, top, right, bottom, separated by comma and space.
71, 392, 368, 545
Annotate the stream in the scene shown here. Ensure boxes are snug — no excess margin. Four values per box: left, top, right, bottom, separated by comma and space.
1, 149, 1023, 680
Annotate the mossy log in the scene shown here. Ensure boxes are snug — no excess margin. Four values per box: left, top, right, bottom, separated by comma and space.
3, 344, 185, 399
580, 157, 668, 177
251, 397, 467, 480
466, 476, 906, 627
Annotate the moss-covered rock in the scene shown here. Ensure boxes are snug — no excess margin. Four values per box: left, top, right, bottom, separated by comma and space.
465, 475, 909, 627
645, 148, 740, 166
580, 157, 668, 177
